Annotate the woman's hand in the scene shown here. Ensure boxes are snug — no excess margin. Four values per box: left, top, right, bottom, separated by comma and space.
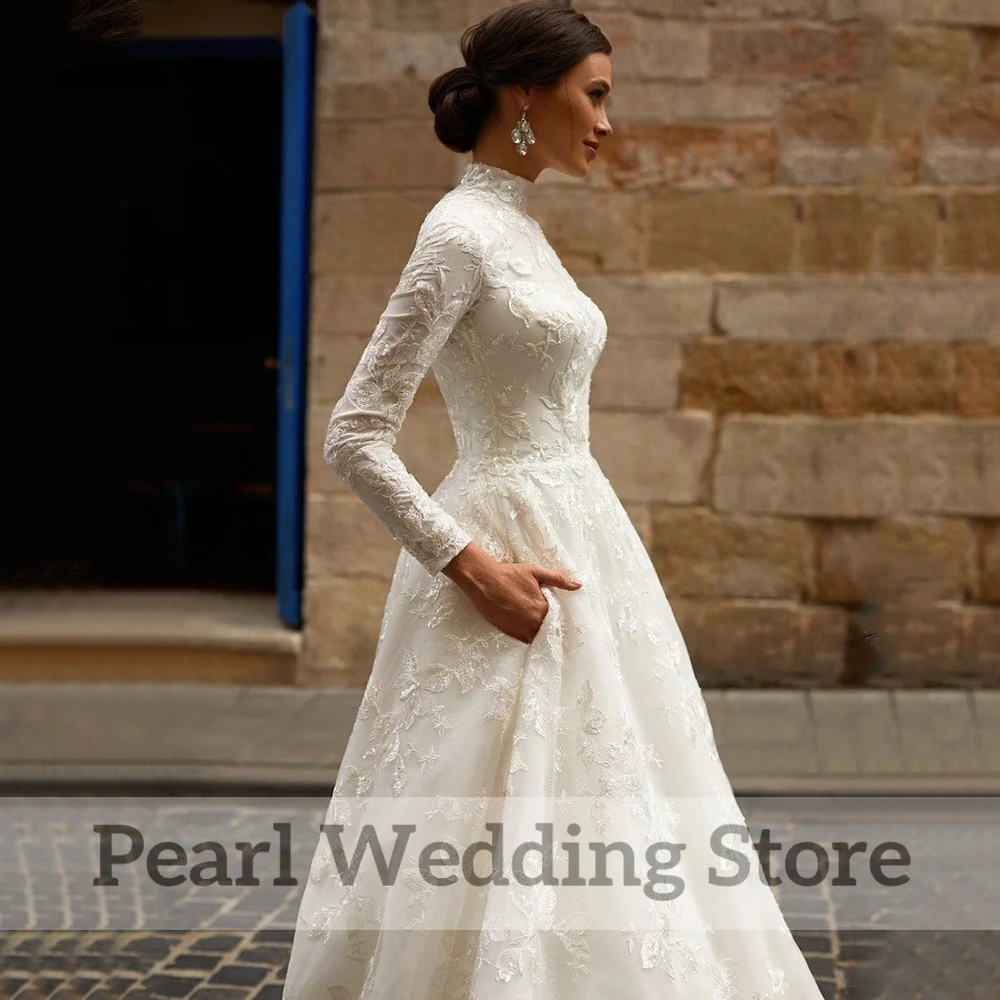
442, 542, 582, 644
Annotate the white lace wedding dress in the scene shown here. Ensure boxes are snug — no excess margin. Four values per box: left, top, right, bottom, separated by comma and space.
282, 160, 825, 1000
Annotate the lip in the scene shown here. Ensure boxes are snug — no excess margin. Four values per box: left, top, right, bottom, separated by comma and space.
583, 142, 598, 158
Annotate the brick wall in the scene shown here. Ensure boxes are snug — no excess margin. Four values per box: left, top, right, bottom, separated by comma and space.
302, 0, 999, 688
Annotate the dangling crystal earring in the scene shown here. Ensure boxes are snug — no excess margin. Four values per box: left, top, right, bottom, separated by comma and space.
510, 105, 535, 156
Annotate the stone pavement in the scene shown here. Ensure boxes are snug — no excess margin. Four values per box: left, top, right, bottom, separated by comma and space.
4, 928, 999, 1000
0, 930, 290, 1000
1, 796, 998, 999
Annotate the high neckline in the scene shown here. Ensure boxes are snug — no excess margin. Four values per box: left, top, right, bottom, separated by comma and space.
458, 159, 534, 214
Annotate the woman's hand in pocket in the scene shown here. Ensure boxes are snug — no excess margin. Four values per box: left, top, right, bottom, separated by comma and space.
443, 541, 582, 643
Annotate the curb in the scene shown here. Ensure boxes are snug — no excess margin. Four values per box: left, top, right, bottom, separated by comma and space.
1, 685, 997, 795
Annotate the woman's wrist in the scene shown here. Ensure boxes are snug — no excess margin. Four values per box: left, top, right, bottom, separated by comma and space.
442, 541, 495, 593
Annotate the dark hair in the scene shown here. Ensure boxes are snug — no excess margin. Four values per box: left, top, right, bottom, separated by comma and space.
428, 2, 611, 154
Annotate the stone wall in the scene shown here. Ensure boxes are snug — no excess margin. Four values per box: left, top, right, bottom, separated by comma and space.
301, 0, 999, 688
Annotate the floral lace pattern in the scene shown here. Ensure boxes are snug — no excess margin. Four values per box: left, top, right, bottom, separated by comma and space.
288, 161, 825, 999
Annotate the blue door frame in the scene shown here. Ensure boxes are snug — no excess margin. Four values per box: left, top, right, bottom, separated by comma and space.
276, 2, 316, 628
131, 8, 315, 626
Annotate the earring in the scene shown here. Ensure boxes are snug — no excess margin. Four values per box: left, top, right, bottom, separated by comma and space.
510, 106, 535, 156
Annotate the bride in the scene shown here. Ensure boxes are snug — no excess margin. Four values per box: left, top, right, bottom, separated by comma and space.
283, 3, 826, 998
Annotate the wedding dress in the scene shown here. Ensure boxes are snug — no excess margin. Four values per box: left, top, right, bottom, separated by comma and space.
282, 160, 825, 1000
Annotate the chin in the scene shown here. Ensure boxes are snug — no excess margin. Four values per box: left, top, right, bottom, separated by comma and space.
553, 155, 591, 179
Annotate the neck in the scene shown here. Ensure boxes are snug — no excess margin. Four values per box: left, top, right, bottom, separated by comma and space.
459, 158, 535, 214
472, 150, 541, 184
469, 147, 542, 184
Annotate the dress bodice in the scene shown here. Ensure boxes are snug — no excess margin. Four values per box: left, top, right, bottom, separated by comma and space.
323, 160, 608, 575
435, 161, 608, 462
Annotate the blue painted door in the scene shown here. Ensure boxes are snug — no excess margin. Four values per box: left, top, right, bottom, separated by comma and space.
276, 2, 315, 628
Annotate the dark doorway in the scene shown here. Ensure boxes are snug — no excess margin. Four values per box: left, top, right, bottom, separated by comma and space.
7, 41, 282, 592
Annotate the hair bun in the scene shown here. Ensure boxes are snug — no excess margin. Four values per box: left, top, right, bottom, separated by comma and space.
459, 65, 483, 91
428, 65, 492, 154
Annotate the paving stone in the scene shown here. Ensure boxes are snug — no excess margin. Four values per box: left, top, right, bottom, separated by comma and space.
233, 948, 287, 967
121, 937, 174, 960
32, 959, 70, 974
2, 958, 35, 974
206, 968, 267, 989
187, 937, 243, 955
794, 932, 834, 954
247, 932, 290, 945
143, 975, 200, 998
805, 955, 837, 980
163, 956, 221, 973
250, 988, 284, 1000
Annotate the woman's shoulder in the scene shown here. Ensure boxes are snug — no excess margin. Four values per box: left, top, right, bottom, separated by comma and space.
416, 190, 492, 258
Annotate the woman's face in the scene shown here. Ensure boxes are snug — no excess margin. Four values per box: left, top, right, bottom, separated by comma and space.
527, 52, 613, 178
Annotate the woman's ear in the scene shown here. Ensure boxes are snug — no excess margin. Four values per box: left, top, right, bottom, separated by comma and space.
511, 82, 532, 108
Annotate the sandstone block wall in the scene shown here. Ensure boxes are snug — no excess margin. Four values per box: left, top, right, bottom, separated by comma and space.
302, 0, 999, 688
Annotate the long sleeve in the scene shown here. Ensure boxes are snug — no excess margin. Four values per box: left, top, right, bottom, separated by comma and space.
322, 217, 483, 575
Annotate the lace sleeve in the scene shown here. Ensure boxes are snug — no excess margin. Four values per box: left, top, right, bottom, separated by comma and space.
322, 217, 483, 576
